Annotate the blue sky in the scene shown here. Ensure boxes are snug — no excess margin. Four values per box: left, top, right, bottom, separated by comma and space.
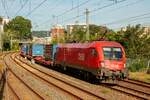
0, 0, 150, 31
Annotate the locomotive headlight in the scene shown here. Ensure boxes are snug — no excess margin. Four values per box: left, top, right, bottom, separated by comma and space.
100, 61, 105, 67
124, 64, 126, 68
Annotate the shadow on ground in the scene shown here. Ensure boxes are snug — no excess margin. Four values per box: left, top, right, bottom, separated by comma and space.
0, 72, 6, 100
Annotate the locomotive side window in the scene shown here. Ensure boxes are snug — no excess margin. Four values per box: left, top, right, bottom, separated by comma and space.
91, 48, 98, 57
103, 47, 122, 60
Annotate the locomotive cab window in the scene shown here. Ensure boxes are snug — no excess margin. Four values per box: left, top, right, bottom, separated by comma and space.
91, 48, 98, 57
103, 47, 122, 60
113, 48, 122, 59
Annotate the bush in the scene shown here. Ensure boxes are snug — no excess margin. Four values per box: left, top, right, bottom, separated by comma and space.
127, 58, 148, 72
12, 42, 19, 51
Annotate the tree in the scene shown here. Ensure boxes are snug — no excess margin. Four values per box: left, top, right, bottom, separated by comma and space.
66, 24, 114, 42
1, 30, 11, 51
4, 16, 32, 40
118, 24, 150, 59
0, 16, 2, 24
72, 26, 86, 42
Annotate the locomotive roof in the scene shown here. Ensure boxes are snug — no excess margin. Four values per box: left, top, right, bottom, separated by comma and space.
58, 41, 122, 48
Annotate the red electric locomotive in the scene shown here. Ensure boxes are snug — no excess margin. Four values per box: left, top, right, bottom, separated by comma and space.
55, 41, 128, 81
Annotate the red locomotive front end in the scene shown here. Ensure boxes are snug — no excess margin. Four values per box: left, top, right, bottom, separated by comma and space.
96, 42, 128, 80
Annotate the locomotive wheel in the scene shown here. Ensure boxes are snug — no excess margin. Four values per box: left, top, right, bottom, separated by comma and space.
83, 72, 91, 81
83, 72, 97, 84
112, 73, 116, 81
83, 72, 88, 80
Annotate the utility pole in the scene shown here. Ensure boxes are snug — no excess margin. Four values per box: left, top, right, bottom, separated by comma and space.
85, 8, 89, 41
10, 34, 12, 50
52, 15, 55, 26
77, 0, 79, 23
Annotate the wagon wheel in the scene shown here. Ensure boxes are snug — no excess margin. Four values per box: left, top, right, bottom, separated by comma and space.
31, 59, 35, 64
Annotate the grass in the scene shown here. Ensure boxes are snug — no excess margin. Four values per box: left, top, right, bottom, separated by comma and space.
101, 89, 111, 94
129, 72, 150, 83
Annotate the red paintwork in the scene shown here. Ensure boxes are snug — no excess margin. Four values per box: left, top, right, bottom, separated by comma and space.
34, 56, 51, 65
56, 41, 126, 71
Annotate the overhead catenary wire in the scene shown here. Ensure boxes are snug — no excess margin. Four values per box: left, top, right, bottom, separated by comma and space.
56, 0, 91, 17
34, 0, 146, 31
111, 18, 150, 30
103, 12, 150, 25
38, 0, 116, 27
59, 0, 127, 24
37, 0, 91, 27
1, 0, 9, 18
33, 0, 64, 28
36, 0, 127, 29
25, 0, 48, 17
9, 0, 17, 17
91, 0, 143, 18
90, 0, 126, 12
103, 13, 150, 30
4, 0, 10, 17
14, 0, 29, 17
49, 0, 64, 10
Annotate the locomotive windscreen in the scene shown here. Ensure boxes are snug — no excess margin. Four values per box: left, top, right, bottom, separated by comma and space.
103, 47, 122, 60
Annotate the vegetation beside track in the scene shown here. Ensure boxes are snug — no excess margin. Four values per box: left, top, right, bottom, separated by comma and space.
0, 54, 4, 73
0, 64, 3, 73
129, 72, 150, 83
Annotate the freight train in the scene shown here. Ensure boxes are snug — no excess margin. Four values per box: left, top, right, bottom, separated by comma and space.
20, 41, 128, 82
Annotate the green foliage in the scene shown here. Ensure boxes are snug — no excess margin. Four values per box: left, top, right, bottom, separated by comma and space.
4, 16, 32, 40
65, 24, 114, 42
127, 58, 149, 72
2, 29, 21, 51
118, 24, 150, 59
89, 24, 115, 41
118, 24, 150, 72
72, 27, 86, 42
0, 16, 2, 24
1, 32, 10, 51
12, 41, 20, 51
52, 36, 65, 44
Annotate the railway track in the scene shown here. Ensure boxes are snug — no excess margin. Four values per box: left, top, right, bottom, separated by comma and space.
17, 53, 150, 100
101, 77, 150, 99
102, 84, 149, 99
123, 78, 150, 88
12, 53, 106, 99
3, 53, 44, 100
0, 52, 20, 100
115, 79, 150, 99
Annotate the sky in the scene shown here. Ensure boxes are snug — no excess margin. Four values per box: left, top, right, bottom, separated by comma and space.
0, 0, 150, 31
